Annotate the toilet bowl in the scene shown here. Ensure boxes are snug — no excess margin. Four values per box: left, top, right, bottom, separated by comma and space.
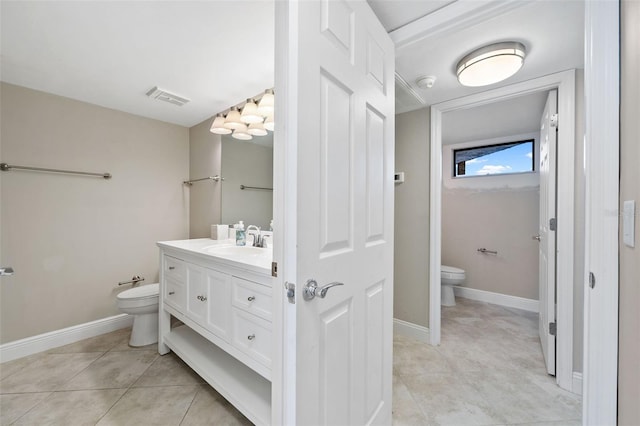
441, 265, 465, 306
116, 283, 159, 347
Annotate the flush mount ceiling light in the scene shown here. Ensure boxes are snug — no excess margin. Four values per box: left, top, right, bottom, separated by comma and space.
456, 42, 526, 87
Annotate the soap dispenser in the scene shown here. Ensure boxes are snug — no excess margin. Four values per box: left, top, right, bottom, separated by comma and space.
235, 221, 246, 246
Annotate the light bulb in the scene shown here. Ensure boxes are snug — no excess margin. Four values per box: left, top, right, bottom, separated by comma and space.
210, 114, 231, 134
240, 99, 263, 124
248, 121, 268, 136
232, 124, 252, 140
257, 89, 274, 116
223, 107, 244, 130
264, 113, 274, 131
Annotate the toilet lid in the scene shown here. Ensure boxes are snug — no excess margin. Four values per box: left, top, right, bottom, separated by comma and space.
117, 283, 159, 300
441, 265, 465, 274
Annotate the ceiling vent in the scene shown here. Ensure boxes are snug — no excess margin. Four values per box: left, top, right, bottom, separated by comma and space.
146, 86, 190, 106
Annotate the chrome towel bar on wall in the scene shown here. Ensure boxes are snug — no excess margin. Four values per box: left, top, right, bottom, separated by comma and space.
183, 175, 224, 186
1, 162, 111, 179
240, 184, 273, 191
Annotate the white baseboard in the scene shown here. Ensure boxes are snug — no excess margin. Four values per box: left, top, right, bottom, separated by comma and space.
393, 318, 430, 343
0, 314, 133, 363
572, 372, 583, 395
453, 286, 539, 313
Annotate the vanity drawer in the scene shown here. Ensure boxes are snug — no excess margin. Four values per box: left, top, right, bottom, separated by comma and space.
164, 277, 186, 311
232, 308, 272, 368
164, 255, 186, 281
232, 277, 272, 321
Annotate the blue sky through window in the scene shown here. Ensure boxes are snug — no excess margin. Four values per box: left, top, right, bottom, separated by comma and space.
455, 140, 534, 176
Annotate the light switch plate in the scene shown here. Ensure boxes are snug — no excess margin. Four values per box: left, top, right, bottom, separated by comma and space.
623, 200, 635, 248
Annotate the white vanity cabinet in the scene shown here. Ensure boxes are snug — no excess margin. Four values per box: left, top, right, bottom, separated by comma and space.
157, 240, 273, 426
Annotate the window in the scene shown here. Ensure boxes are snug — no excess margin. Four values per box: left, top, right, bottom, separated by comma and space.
453, 139, 535, 177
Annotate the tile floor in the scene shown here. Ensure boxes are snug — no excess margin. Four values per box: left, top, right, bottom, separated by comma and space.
0, 328, 251, 425
0, 297, 581, 425
393, 298, 582, 426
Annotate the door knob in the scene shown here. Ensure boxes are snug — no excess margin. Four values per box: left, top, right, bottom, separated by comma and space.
303, 279, 344, 301
532, 235, 541, 241
0, 267, 14, 276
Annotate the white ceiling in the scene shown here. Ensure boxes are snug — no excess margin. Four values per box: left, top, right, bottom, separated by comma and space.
368, 0, 585, 113
0, 1, 274, 128
0, 1, 584, 127
442, 90, 548, 145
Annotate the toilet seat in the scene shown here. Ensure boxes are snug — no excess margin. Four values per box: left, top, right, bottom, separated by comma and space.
441, 265, 465, 280
117, 283, 159, 309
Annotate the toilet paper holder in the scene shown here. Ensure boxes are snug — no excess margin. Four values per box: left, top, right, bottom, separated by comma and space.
477, 248, 498, 255
118, 275, 145, 286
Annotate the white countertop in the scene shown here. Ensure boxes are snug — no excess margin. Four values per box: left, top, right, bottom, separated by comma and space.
157, 238, 272, 275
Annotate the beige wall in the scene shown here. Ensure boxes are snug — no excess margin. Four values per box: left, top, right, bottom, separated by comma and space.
618, 2, 640, 424
220, 135, 273, 230
0, 83, 189, 343
188, 118, 222, 238
394, 108, 430, 327
442, 187, 539, 299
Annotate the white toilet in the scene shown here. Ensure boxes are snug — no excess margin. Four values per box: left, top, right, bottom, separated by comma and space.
116, 283, 160, 347
441, 265, 466, 306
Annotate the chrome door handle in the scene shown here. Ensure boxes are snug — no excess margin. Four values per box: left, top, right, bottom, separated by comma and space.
303, 279, 344, 301
532, 235, 541, 241
0, 267, 14, 276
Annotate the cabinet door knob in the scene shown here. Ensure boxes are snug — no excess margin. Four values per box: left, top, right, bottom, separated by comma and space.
168, 266, 175, 270
247, 334, 256, 341
168, 291, 175, 295
247, 296, 255, 302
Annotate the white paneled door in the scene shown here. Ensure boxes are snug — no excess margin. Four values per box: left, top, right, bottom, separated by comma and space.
538, 89, 557, 376
276, 0, 395, 424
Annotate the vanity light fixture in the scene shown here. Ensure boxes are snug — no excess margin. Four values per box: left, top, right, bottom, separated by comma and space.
210, 114, 231, 135
240, 99, 264, 124
256, 89, 274, 116
263, 113, 274, 132
232, 124, 252, 140
223, 106, 244, 130
456, 42, 526, 87
209, 89, 275, 137
248, 122, 268, 136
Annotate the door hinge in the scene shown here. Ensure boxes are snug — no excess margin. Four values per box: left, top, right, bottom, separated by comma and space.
550, 218, 557, 231
549, 321, 557, 336
271, 261, 278, 277
550, 113, 558, 128
284, 282, 295, 304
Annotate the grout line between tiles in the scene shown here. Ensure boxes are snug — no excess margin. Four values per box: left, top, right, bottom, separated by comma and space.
177, 384, 201, 426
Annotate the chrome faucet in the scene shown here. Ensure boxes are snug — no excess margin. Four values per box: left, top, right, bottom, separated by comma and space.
246, 225, 264, 247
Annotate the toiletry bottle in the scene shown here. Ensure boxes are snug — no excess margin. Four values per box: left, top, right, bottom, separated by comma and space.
236, 221, 246, 246
270, 219, 273, 232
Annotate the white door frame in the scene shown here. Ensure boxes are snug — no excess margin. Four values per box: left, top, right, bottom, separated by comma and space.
429, 70, 576, 392
582, 1, 619, 424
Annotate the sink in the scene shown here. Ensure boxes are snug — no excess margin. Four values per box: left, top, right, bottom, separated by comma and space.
204, 245, 270, 258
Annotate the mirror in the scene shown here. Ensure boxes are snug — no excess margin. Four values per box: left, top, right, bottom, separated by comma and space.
220, 133, 273, 230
